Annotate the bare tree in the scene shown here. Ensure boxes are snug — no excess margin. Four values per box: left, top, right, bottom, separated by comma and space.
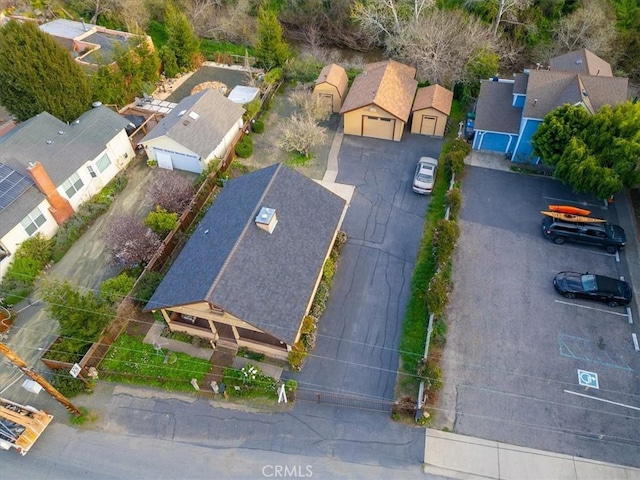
146, 170, 194, 214
289, 86, 332, 122
465, 0, 532, 36
388, 10, 498, 87
553, 0, 617, 58
104, 214, 161, 267
278, 114, 327, 158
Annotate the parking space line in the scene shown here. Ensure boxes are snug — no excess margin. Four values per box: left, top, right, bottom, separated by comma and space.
615, 250, 620, 263
627, 307, 633, 324
564, 390, 640, 412
554, 300, 628, 316
542, 197, 604, 209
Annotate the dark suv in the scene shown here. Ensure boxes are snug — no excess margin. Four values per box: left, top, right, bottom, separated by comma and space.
541, 217, 626, 253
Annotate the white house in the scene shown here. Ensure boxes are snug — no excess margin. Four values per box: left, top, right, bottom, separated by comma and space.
140, 89, 245, 173
0, 106, 134, 280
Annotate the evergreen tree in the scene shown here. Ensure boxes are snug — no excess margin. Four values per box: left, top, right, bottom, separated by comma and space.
0, 20, 92, 122
165, 5, 200, 70
255, 7, 291, 70
534, 102, 640, 198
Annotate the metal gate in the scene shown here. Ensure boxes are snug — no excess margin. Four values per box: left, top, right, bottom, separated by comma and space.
295, 389, 395, 413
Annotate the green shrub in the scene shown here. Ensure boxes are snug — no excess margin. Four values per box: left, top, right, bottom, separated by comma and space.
431, 317, 448, 347
426, 270, 449, 317
100, 272, 135, 306
243, 99, 262, 122
235, 135, 253, 158
237, 347, 266, 362
442, 139, 470, 177
285, 379, 298, 392
159, 45, 179, 77
263, 67, 283, 85
287, 343, 307, 371
285, 56, 323, 83
322, 257, 335, 285
432, 219, 459, 267
50, 374, 94, 398
0, 234, 52, 305
445, 188, 462, 218
252, 119, 264, 133
144, 206, 179, 236
300, 315, 316, 335
132, 271, 164, 303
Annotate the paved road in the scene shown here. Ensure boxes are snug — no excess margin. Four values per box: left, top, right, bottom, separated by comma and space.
294, 134, 443, 400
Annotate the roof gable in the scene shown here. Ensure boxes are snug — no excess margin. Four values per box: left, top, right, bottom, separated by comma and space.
412, 85, 453, 115
0, 107, 129, 185
549, 49, 613, 77
316, 64, 349, 94
523, 70, 627, 118
146, 164, 346, 344
140, 89, 245, 158
340, 60, 417, 122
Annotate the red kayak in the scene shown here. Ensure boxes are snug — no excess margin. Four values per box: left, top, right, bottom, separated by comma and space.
549, 205, 591, 216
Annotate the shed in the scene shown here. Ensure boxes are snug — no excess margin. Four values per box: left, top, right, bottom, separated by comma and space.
410, 85, 453, 137
340, 60, 417, 142
313, 64, 349, 113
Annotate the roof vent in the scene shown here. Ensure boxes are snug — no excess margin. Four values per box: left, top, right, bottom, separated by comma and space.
183, 120, 190, 126
92, 101, 103, 108
576, 59, 583, 64
188, 111, 200, 120
255, 207, 278, 234
46, 140, 53, 145
178, 110, 187, 116
58, 130, 65, 135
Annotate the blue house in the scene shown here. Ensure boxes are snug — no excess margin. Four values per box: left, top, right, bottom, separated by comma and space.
472, 49, 629, 163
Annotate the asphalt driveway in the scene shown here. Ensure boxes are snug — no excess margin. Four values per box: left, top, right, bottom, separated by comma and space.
438, 165, 640, 468
295, 134, 443, 401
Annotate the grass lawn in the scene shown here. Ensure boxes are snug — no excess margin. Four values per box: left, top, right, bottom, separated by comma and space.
100, 333, 212, 391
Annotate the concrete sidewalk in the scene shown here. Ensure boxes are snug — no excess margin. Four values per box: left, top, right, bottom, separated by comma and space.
424, 429, 640, 480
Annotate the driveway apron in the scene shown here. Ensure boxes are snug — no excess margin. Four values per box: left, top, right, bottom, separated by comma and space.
295, 135, 442, 401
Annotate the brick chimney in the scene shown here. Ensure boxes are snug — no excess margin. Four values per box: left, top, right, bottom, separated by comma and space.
27, 162, 75, 225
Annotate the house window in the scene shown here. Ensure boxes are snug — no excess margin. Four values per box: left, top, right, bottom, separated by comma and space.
61, 172, 84, 198
96, 153, 112, 173
20, 207, 46, 236
0, 243, 9, 260
87, 165, 97, 178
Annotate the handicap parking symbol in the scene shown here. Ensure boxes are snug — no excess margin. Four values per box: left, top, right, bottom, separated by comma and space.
577, 369, 599, 389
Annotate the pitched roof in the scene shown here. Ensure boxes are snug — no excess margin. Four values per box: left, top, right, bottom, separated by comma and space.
340, 60, 417, 122
145, 164, 346, 345
316, 64, 349, 94
522, 70, 628, 118
140, 89, 245, 158
412, 85, 453, 115
0, 106, 130, 185
474, 80, 522, 134
549, 49, 613, 77
513, 73, 528, 94
0, 164, 43, 239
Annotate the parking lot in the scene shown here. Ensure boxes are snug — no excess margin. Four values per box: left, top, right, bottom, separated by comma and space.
439, 165, 640, 467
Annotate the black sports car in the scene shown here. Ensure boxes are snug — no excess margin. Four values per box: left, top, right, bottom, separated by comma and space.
553, 271, 633, 307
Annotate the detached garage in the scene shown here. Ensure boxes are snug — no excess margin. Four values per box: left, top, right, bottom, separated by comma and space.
411, 85, 453, 137
340, 60, 417, 142
313, 64, 349, 113
140, 89, 244, 173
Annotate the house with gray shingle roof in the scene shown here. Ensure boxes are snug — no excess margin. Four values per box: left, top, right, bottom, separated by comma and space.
340, 60, 417, 141
472, 49, 628, 163
0, 106, 134, 280
140, 89, 245, 173
144, 163, 347, 360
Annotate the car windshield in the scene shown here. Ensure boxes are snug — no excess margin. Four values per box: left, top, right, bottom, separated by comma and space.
417, 173, 433, 182
581, 274, 598, 292
605, 224, 614, 238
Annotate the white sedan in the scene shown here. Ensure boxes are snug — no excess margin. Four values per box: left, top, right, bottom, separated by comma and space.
412, 157, 438, 194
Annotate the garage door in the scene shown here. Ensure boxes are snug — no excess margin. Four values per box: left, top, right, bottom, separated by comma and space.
363, 116, 395, 140
479, 133, 509, 152
152, 148, 202, 173
420, 115, 437, 135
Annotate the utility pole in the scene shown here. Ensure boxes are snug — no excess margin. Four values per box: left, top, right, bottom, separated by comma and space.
0, 343, 81, 416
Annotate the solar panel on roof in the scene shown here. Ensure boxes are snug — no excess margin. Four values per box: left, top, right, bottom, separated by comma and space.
0, 163, 34, 212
